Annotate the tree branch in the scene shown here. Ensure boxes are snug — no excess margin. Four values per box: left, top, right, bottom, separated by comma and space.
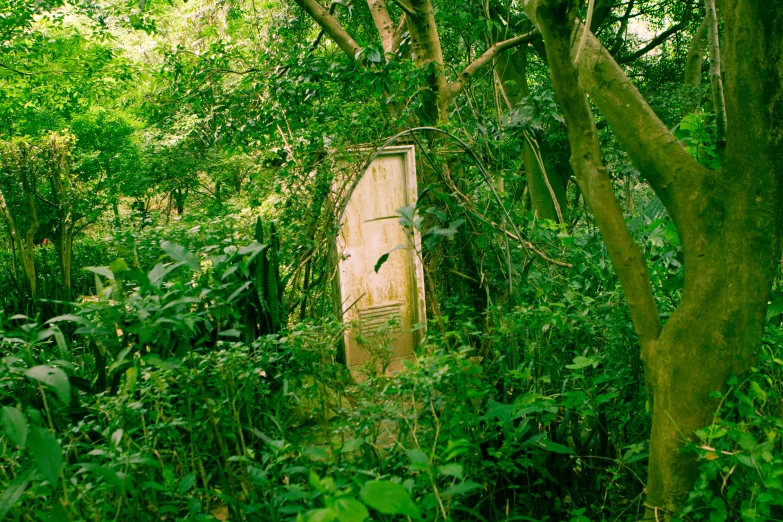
616, 0, 694, 64
292, 0, 362, 59
447, 29, 538, 100
0, 62, 33, 76
684, 15, 708, 89
391, 13, 407, 53
367, 0, 395, 53
523, 2, 705, 221
608, 0, 634, 55
529, 0, 661, 347
589, 0, 616, 32
390, 0, 417, 17
704, 0, 727, 146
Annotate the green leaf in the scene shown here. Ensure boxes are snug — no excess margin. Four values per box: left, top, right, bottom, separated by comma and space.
238, 241, 268, 264
47, 501, 69, 522
0, 466, 37, 519
161, 241, 200, 271
47, 314, 91, 326
309, 469, 323, 492
53, 328, 69, 360
25, 366, 70, 406
766, 300, 783, 322
178, 473, 197, 494
750, 381, 768, 406
538, 439, 575, 454
1, 406, 28, 447
85, 266, 115, 279
374, 245, 406, 273
709, 507, 727, 522
407, 448, 429, 471
360, 481, 421, 519
28, 426, 63, 486
79, 463, 126, 491
306, 508, 337, 522
142, 354, 177, 371
366, 48, 381, 63
111, 428, 124, 448
334, 498, 369, 522
374, 253, 389, 273
438, 463, 463, 479
125, 367, 138, 394
109, 258, 130, 273
442, 480, 482, 497
428, 219, 465, 239
565, 356, 595, 370
148, 262, 179, 287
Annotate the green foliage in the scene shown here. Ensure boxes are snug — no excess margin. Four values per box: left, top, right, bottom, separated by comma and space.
681, 338, 783, 522
0, 1, 778, 521
675, 112, 720, 170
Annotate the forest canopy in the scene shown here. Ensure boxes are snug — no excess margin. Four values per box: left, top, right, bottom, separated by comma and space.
0, 0, 781, 521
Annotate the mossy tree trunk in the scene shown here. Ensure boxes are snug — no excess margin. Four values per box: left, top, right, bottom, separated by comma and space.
525, 0, 783, 518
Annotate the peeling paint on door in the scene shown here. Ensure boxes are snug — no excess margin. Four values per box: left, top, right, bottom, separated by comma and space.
334, 146, 426, 373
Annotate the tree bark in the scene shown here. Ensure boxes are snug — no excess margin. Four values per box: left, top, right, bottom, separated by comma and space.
683, 15, 708, 112
405, 0, 448, 123
525, 0, 783, 518
367, 0, 395, 53
493, 39, 567, 221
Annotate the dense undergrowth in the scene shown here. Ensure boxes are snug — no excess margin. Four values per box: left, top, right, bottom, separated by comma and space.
1, 200, 781, 522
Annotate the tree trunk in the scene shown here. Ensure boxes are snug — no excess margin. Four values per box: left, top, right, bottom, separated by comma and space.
683, 16, 708, 113
4, 220, 18, 284
21, 176, 39, 299
0, 142, 39, 300
174, 189, 186, 214
406, 0, 449, 123
367, 0, 395, 54
704, 0, 727, 151
54, 223, 74, 297
45, 133, 75, 295
0, 190, 26, 291
494, 40, 568, 221
526, 0, 783, 518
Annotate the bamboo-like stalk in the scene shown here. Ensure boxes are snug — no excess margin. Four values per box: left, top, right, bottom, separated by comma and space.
704, 0, 727, 147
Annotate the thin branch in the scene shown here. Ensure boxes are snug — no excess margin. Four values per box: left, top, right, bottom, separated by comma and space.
609, 0, 635, 55
684, 15, 709, 88
390, 0, 417, 17
275, 2, 341, 78
590, 0, 617, 32
391, 13, 407, 53
616, 0, 694, 64
563, 13, 705, 221
447, 29, 538, 100
530, 0, 661, 347
0, 62, 33, 76
573, 0, 595, 64
292, 0, 362, 59
0, 62, 75, 76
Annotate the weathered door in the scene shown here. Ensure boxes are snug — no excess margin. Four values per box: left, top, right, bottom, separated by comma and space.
335, 145, 426, 372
